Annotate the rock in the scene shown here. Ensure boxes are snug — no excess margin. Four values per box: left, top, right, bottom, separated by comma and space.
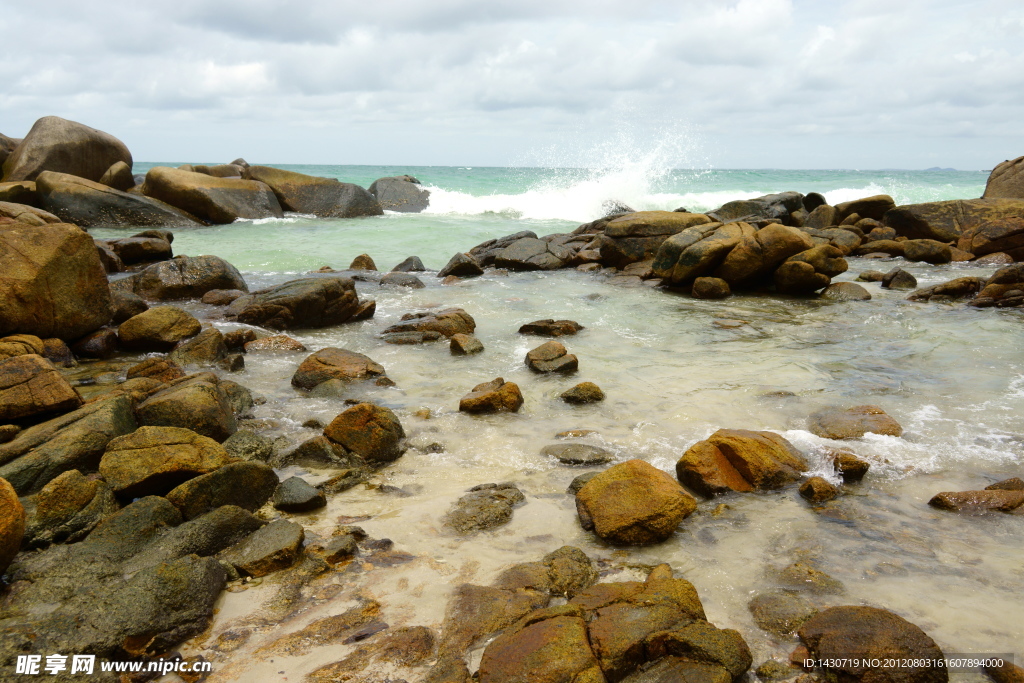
676, 429, 808, 496
0, 181, 35, 208
983, 156, 1024, 199
443, 483, 525, 534
542, 443, 613, 465
384, 307, 476, 337
2, 116, 132, 183
0, 395, 137, 495
392, 255, 426, 272
70, 328, 119, 359
708, 192, 802, 224
459, 378, 524, 413
0, 200, 61, 225
908, 276, 985, 302
349, 253, 376, 270
654, 222, 746, 285
99, 426, 234, 499
126, 357, 184, 383
24, 469, 120, 548
368, 175, 430, 212
164, 461, 278, 520
243, 165, 383, 217
110, 291, 148, 324
0, 354, 82, 422
987, 477, 1024, 491
426, 657, 473, 683
560, 382, 605, 404
866, 226, 898, 241
882, 267, 918, 290
319, 534, 359, 564
749, 591, 818, 636
273, 476, 326, 512
380, 271, 425, 288
799, 476, 839, 503
201, 288, 246, 305
0, 222, 112, 340
438, 252, 484, 278
382, 330, 442, 344
927, 489, 1024, 513
477, 615, 603, 683
576, 459, 696, 545
642, 620, 752, 679
526, 340, 578, 373
241, 335, 305, 354
40, 338, 74, 367
220, 518, 304, 577
234, 277, 361, 330
620, 659, 732, 683
493, 237, 571, 271
957, 217, 1024, 260
820, 282, 871, 301
714, 223, 816, 284
808, 405, 902, 439
835, 195, 895, 222
903, 239, 952, 264
135, 375, 238, 441
99, 160, 135, 191
450, 333, 484, 355
774, 260, 830, 295
0, 334, 44, 360
105, 234, 175, 266
118, 306, 201, 351
519, 319, 585, 336
323, 402, 405, 464
883, 198, 1024, 243
277, 434, 358, 469
797, 606, 947, 683
141, 166, 283, 223
0, 476, 24, 575
803, 204, 839, 229
692, 277, 731, 299
291, 348, 386, 390
133, 254, 248, 301
854, 239, 905, 257
786, 244, 849, 277
830, 449, 871, 483
0, 134, 21, 171
857, 270, 885, 282
222, 430, 275, 462
224, 329, 258, 351
35, 171, 202, 228
168, 327, 228, 366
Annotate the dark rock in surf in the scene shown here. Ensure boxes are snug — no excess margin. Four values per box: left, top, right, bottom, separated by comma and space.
368, 175, 430, 212
437, 252, 484, 278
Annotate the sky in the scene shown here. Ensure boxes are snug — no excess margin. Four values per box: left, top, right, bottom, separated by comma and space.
2, 0, 1023, 169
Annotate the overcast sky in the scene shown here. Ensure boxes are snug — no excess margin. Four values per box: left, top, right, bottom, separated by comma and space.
3, 0, 1022, 169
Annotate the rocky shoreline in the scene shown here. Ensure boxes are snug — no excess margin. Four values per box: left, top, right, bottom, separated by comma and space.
1, 117, 1023, 682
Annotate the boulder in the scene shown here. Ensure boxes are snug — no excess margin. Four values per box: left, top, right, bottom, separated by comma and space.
692, 277, 731, 299
438, 252, 484, 278
713, 223, 815, 284
132, 254, 248, 300
99, 426, 235, 499
99, 160, 135, 191
927, 489, 1024, 513
576, 459, 696, 545
987, 477, 1024, 491
0, 354, 82, 422
459, 378, 524, 413
785, 244, 849, 278
883, 198, 1024, 242
560, 382, 605, 404
70, 328, 119, 359
142, 166, 283, 223
443, 483, 525, 534
126, 357, 184, 383
242, 334, 305, 354
882, 267, 918, 290
323, 402, 405, 464
749, 591, 818, 636
1, 116, 132, 183
676, 429, 808, 496
0, 180, 38, 206
220, 518, 304, 577
222, 430, 276, 462
0, 134, 20, 170
493, 237, 571, 270
165, 461, 279, 519
835, 195, 895, 222
903, 239, 952, 264
519, 319, 584, 336
803, 204, 839, 229
35, 171, 202, 228
450, 333, 484, 355
105, 235, 173, 266
273, 476, 326, 512
0, 200, 61, 225
0, 476, 24, 575
349, 253, 376, 270
708, 192, 803, 224
651, 222, 741, 285
118, 306, 201, 351
168, 327, 228, 366
799, 476, 839, 503
820, 282, 871, 301
368, 175, 430, 212
383, 307, 475, 337
605, 211, 714, 238
983, 155, 1024, 199
908, 276, 985, 302
110, 291, 149, 324
380, 271, 425, 288
201, 288, 246, 305
830, 449, 871, 483
392, 255, 426, 272
854, 239, 905, 257
542, 443, 612, 465
291, 348, 386, 390
23, 469, 119, 548
807, 405, 902, 439
0, 222, 112, 340
135, 375, 238, 441
244, 165, 383, 217
957, 217, 1024, 259
477, 615, 603, 683
526, 340, 578, 373
798, 606, 947, 683
774, 261, 830, 295
0, 334, 44, 360
234, 277, 360, 329
0, 395, 137, 495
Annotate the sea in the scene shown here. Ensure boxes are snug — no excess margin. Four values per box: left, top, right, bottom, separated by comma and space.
90, 164, 1019, 681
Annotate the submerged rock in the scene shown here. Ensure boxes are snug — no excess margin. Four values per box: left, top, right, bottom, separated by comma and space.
443, 483, 525, 534
519, 319, 585, 336
807, 405, 902, 439
541, 443, 613, 465
220, 518, 304, 577
676, 429, 808, 497
748, 591, 818, 636
820, 282, 871, 301
560, 381, 605, 404
928, 489, 1024, 513
576, 459, 696, 545
234, 277, 361, 330
799, 476, 839, 504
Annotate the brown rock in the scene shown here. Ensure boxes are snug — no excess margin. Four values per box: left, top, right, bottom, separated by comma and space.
0, 334, 45, 360
201, 288, 246, 305
450, 333, 484, 355
928, 490, 1024, 513
99, 426, 234, 498
714, 223, 815, 284
604, 211, 713, 237
349, 253, 376, 270
135, 375, 238, 441
884, 198, 1024, 242
749, 591, 818, 636
220, 518, 304, 578
323, 402, 405, 464
70, 328, 119, 359
141, 166, 282, 224
835, 195, 895, 222
117, 306, 201, 351
291, 348, 386, 390
165, 461, 279, 519
0, 354, 82, 422
477, 615, 603, 683
676, 429, 808, 497
958, 217, 1024, 260
974, 252, 1015, 266
24, 469, 119, 547
576, 459, 696, 545
526, 340, 579, 373
799, 476, 839, 504
560, 382, 605, 404
692, 277, 731, 299
2, 116, 132, 183
986, 477, 1024, 491
383, 307, 476, 337
41, 338, 74, 368
126, 357, 185, 383
829, 448, 870, 483
438, 582, 550, 658
774, 260, 830, 295
459, 378, 524, 413
518, 319, 585, 336
820, 282, 871, 301
244, 335, 307, 353
903, 239, 952, 264
0, 201, 60, 226
807, 405, 902, 439
984, 660, 1024, 683
983, 155, 1024, 199
0, 476, 25, 576
224, 329, 257, 351
133, 254, 248, 301
242, 165, 382, 218
882, 267, 918, 290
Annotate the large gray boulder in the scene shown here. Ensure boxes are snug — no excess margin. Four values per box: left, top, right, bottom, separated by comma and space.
35, 171, 203, 228
131, 254, 248, 300
234, 277, 362, 330
1, 116, 132, 183
142, 166, 283, 224
368, 175, 430, 212
244, 165, 383, 217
